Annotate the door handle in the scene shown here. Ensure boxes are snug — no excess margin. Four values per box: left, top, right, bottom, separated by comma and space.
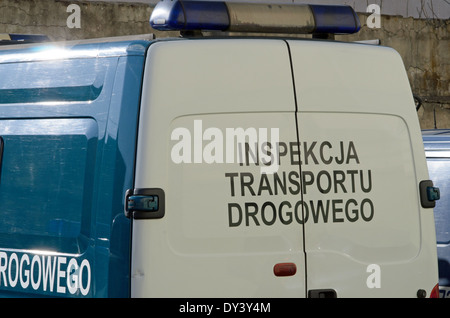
308, 289, 337, 298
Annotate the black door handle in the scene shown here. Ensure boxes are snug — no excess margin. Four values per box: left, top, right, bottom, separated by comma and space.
308, 289, 337, 298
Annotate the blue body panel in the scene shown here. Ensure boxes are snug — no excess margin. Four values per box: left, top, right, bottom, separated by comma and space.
0, 39, 151, 297
423, 129, 450, 297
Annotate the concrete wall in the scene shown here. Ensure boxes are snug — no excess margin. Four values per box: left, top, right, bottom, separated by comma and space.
0, 0, 448, 129
80, 0, 450, 20
0, 0, 155, 40
338, 13, 450, 129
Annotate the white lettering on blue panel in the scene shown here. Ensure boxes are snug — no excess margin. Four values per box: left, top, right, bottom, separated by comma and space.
0, 250, 91, 296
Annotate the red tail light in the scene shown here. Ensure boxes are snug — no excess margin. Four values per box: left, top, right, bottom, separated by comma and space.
273, 263, 297, 277
430, 283, 440, 298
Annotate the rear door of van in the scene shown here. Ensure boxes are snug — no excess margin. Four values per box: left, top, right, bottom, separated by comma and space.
130, 39, 306, 297
289, 40, 439, 297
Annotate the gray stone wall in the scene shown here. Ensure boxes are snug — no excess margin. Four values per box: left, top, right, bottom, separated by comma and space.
0, 0, 155, 40
0, 0, 448, 129
339, 13, 449, 129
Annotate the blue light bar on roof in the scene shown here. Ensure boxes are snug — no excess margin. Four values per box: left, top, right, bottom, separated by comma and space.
0, 34, 50, 43
150, 0, 361, 35
150, 0, 229, 31
310, 5, 360, 34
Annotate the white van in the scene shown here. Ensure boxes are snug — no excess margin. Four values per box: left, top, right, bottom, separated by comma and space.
0, 1, 439, 298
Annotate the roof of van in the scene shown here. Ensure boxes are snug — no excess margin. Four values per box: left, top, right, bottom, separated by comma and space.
422, 129, 450, 151
0, 34, 155, 64
422, 129, 450, 138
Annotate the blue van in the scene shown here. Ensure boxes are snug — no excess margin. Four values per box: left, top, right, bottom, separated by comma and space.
423, 129, 450, 298
0, 34, 153, 297
0, 1, 440, 298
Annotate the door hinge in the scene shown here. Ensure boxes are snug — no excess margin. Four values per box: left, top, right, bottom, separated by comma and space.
419, 180, 440, 208
124, 188, 165, 219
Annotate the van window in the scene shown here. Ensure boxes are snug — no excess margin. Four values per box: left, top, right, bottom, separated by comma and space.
0, 118, 97, 253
